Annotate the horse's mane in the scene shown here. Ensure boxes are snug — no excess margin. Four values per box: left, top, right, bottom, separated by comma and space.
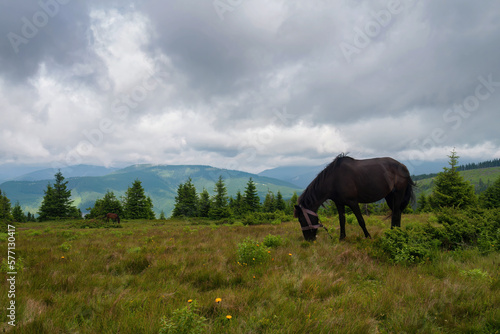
297, 153, 353, 209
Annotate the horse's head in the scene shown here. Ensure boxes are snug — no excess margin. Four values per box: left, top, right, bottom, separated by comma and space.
294, 205, 319, 241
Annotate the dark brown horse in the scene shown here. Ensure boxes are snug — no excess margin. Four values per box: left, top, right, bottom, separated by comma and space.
294, 154, 415, 241
105, 213, 120, 224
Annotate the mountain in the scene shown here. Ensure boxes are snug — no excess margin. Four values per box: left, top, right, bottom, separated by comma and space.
0, 164, 301, 217
9, 164, 118, 181
259, 165, 326, 188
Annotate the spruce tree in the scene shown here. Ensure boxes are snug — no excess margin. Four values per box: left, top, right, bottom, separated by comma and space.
38, 171, 77, 221
172, 178, 198, 218
0, 189, 12, 220
262, 191, 275, 212
89, 191, 123, 218
198, 188, 211, 218
12, 202, 26, 223
209, 176, 230, 219
275, 191, 286, 212
123, 179, 155, 219
229, 190, 244, 217
479, 175, 500, 209
431, 149, 477, 209
243, 178, 260, 213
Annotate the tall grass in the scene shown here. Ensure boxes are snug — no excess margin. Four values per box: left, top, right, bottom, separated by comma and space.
0, 216, 498, 333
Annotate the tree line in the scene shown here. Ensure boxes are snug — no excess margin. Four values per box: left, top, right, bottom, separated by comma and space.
171, 176, 296, 220
1, 149, 500, 223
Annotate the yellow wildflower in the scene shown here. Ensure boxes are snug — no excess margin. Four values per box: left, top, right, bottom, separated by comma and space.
215, 298, 222, 303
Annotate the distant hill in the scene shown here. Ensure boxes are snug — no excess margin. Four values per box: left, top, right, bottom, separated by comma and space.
0, 164, 301, 217
10, 164, 118, 181
415, 167, 500, 196
258, 165, 327, 188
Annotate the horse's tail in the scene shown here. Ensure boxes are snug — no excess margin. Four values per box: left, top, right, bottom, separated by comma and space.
400, 177, 416, 211
117, 215, 120, 224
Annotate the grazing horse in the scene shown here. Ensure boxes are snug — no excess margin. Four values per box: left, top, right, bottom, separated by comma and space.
294, 154, 415, 241
105, 213, 120, 224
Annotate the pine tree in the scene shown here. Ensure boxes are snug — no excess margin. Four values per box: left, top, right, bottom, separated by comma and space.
416, 193, 429, 213
229, 191, 244, 217
262, 191, 275, 213
275, 191, 286, 212
198, 188, 211, 218
287, 191, 299, 215
172, 178, 198, 218
89, 191, 123, 218
12, 202, 26, 223
0, 189, 12, 221
431, 149, 477, 209
479, 175, 500, 209
243, 178, 260, 213
123, 179, 155, 219
209, 176, 230, 219
38, 171, 77, 221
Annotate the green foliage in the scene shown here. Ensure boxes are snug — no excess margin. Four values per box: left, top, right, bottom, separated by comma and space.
11, 202, 26, 222
123, 179, 155, 219
479, 175, 500, 209
375, 224, 441, 265
208, 176, 230, 220
197, 188, 211, 218
0, 189, 12, 221
159, 300, 207, 334
243, 177, 260, 213
173, 178, 199, 218
436, 208, 500, 253
431, 149, 477, 209
241, 211, 290, 226
237, 237, 271, 265
38, 171, 79, 221
88, 191, 123, 219
263, 234, 284, 248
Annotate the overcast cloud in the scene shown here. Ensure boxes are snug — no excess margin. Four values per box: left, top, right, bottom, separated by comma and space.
1, 0, 499, 174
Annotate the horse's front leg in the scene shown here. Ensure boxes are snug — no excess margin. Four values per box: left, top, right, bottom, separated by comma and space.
335, 202, 346, 240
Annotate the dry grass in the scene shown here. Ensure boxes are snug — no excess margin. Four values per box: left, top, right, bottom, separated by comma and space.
1, 216, 499, 333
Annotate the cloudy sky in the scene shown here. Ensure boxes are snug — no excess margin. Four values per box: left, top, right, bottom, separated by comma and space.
1, 0, 499, 175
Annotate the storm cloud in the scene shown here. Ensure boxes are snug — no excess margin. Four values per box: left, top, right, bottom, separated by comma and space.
1, 0, 499, 174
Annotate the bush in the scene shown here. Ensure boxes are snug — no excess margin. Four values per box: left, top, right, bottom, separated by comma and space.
237, 237, 270, 265
263, 234, 284, 248
241, 211, 291, 226
375, 224, 441, 265
159, 300, 207, 334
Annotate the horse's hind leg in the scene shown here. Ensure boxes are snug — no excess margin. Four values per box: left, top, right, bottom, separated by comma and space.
350, 203, 371, 239
387, 191, 403, 228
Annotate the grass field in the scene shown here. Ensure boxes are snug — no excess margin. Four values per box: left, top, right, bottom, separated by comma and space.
1, 215, 499, 333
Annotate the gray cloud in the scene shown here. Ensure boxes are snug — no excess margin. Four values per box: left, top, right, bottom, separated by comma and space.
1, 0, 499, 173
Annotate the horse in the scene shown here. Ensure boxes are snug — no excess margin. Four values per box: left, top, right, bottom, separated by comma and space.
294, 154, 415, 241
104, 213, 120, 224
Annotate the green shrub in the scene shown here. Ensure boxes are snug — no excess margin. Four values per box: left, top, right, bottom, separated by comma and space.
375, 224, 440, 265
159, 300, 207, 334
237, 237, 270, 265
263, 234, 284, 248
346, 214, 356, 225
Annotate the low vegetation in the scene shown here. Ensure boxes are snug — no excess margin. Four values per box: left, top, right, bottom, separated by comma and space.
1, 213, 498, 333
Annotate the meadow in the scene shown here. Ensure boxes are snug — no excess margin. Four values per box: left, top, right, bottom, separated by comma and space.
1, 215, 499, 333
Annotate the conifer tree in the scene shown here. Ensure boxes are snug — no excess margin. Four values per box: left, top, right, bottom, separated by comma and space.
12, 202, 26, 223
172, 178, 198, 218
198, 188, 211, 218
123, 179, 155, 219
0, 189, 12, 221
209, 176, 230, 219
243, 178, 260, 213
229, 190, 244, 217
479, 175, 500, 209
262, 191, 275, 213
89, 191, 123, 218
431, 149, 477, 209
38, 171, 77, 221
275, 191, 286, 211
